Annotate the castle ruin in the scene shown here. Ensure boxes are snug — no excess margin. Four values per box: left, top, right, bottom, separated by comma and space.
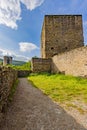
41, 15, 84, 58
3, 56, 12, 66
32, 15, 87, 77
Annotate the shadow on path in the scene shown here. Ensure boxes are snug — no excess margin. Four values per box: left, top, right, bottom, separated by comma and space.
0, 78, 86, 130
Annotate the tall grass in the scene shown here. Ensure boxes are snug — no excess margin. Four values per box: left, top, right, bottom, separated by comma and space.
28, 73, 87, 104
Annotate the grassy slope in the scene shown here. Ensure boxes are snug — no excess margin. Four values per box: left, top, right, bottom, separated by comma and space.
7, 62, 31, 70
28, 73, 87, 104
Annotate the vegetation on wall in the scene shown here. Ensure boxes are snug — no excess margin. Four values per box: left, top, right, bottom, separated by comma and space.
8, 79, 19, 102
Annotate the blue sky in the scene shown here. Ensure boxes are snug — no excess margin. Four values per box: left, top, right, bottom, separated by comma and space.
0, 0, 87, 61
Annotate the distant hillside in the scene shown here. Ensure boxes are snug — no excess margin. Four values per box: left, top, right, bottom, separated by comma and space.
9, 62, 31, 70
0, 58, 26, 66
12, 60, 26, 66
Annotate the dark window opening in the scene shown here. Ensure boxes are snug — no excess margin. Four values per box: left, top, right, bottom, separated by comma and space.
65, 47, 68, 50
7, 58, 10, 64
51, 47, 54, 50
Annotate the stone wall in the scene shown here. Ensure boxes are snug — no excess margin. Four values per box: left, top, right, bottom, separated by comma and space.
41, 19, 46, 58
52, 46, 87, 77
41, 15, 84, 58
18, 70, 31, 77
31, 58, 52, 73
0, 66, 17, 121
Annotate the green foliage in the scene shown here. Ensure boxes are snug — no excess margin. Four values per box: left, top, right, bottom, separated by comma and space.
7, 61, 31, 70
0, 61, 3, 65
28, 73, 87, 103
0, 58, 3, 66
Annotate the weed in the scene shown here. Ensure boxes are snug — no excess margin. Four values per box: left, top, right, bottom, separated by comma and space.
8, 80, 19, 102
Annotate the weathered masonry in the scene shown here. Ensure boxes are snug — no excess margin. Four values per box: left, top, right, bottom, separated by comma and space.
41, 15, 84, 58
31, 58, 51, 73
3, 56, 12, 66
32, 15, 87, 77
0, 67, 17, 122
52, 46, 87, 77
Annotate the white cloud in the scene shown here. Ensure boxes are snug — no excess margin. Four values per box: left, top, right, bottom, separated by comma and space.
13, 54, 30, 61
20, 0, 44, 10
0, 48, 29, 61
19, 42, 39, 52
0, 0, 45, 29
0, 0, 21, 29
0, 48, 13, 56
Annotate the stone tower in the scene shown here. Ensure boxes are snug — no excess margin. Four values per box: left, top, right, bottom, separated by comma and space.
3, 56, 12, 65
41, 15, 84, 58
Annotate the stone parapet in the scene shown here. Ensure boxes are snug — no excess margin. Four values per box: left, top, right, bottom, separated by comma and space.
52, 46, 87, 77
31, 58, 52, 73
0, 66, 17, 121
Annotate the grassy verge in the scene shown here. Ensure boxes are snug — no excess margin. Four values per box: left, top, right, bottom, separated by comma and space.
8, 79, 19, 102
28, 73, 87, 113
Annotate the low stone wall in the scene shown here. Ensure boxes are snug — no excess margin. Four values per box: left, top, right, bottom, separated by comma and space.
0, 66, 17, 121
52, 46, 87, 77
18, 70, 31, 77
31, 58, 52, 73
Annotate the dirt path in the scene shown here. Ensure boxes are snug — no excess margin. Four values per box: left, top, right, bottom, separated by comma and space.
0, 78, 86, 130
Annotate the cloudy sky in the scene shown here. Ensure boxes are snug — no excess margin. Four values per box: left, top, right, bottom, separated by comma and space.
0, 0, 87, 61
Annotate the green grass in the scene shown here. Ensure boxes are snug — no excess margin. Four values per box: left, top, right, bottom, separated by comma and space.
28, 73, 87, 104
7, 61, 31, 70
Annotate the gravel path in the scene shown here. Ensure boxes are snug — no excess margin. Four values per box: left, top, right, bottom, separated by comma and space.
0, 78, 86, 130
